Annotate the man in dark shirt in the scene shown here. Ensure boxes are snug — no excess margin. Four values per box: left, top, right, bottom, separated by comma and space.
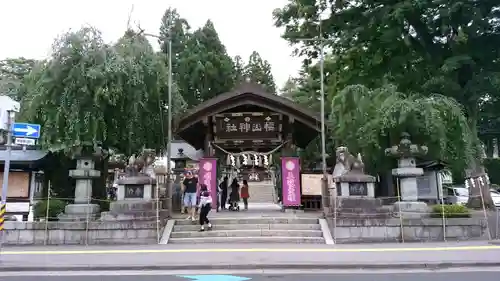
182, 171, 198, 221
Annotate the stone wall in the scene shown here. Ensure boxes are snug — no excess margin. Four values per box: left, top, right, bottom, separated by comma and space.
4, 220, 160, 245
329, 218, 489, 243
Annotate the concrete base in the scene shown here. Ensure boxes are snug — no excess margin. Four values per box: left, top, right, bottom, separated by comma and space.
100, 200, 166, 221
333, 197, 391, 219
58, 204, 100, 221
393, 201, 429, 218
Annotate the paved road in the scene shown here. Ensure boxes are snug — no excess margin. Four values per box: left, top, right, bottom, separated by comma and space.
2, 242, 500, 271
3, 270, 500, 281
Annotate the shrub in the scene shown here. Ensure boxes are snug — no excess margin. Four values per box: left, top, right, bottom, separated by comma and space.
33, 199, 67, 221
430, 204, 470, 218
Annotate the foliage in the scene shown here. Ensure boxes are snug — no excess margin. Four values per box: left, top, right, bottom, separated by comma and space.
159, 8, 277, 107
430, 204, 470, 218
232, 55, 245, 83
33, 199, 67, 221
0, 57, 36, 101
484, 159, 500, 185
329, 84, 475, 174
159, 13, 236, 107
244, 51, 277, 93
274, 0, 500, 206
20, 27, 181, 154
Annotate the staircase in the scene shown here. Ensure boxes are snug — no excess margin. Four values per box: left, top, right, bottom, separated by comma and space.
167, 216, 325, 244
248, 181, 275, 203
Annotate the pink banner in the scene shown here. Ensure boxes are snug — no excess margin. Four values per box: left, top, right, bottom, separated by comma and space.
198, 158, 217, 209
281, 157, 301, 206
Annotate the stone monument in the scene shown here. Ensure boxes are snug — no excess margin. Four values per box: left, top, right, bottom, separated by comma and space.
59, 145, 107, 221
101, 149, 162, 221
332, 147, 376, 197
385, 133, 429, 218
331, 147, 388, 218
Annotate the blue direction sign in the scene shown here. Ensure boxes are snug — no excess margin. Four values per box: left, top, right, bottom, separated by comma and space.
178, 275, 251, 281
12, 123, 41, 139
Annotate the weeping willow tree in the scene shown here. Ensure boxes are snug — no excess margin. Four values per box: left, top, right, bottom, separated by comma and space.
329, 84, 475, 178
19, 27, 186, 201
21, 27, 186, 153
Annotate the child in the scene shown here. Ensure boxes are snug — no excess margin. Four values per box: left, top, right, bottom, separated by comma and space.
198, 184, 213, 231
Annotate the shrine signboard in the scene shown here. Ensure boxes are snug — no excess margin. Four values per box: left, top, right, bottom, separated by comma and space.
213, 112, 282, 141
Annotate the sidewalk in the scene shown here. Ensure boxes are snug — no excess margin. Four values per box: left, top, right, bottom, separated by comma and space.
1, 242, 500, 271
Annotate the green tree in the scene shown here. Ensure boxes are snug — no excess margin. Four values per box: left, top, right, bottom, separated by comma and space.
274, 0, 500, 207
0, 57, 36, 100
21, 27, 179, 154
178, 20, 236, 106
244, 51, 277, 93
233, 55, 245, 83
330, 84, 474, 176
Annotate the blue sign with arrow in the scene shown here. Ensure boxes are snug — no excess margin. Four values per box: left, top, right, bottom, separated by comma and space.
178, 275, 251, 281
12, 123, 41, 139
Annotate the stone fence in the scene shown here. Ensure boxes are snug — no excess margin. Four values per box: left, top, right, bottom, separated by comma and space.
4, 220, 160, 245
329, 218, 490, 243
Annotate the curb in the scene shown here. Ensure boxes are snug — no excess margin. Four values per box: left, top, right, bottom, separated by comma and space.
2, 262, 500, 272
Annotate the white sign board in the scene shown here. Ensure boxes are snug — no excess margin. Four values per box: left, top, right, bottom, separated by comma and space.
14, 137, 36, 146
301, 173, 332, 195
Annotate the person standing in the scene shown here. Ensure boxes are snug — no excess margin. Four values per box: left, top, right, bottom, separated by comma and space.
241, 179, 250, 210
229, 178, 240, 210
198, 184, 213, 231
182, 171, 198, 222
219, 176, 229, 210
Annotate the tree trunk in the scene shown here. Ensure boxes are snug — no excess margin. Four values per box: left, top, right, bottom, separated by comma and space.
466, 115, 495, 209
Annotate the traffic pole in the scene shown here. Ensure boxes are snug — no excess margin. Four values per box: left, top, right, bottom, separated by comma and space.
0, 110, 14, 254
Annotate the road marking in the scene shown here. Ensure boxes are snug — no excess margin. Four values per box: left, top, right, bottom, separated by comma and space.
3, 268, 500, 277
2, 245, 500, 255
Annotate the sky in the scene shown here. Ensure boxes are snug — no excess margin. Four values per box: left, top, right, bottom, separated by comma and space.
0, 0, 301, 90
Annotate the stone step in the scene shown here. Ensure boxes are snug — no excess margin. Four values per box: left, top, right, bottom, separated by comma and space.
171, 229, 323, 238
168, 236, 325, 244
173, 223, 322, 232
174, 217, 319, 225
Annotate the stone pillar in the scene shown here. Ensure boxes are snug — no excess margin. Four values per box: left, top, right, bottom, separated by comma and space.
59, 157, 101, 221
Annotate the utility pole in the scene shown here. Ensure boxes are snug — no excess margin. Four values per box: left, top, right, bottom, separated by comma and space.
136, 20, 173, 217
166, 18, 173, 218
0, 110, 15, 250
290, 35, 333, 215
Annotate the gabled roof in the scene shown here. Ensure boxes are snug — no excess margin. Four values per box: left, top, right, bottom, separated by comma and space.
0, 149, 48, 163
176, 81, 321, 133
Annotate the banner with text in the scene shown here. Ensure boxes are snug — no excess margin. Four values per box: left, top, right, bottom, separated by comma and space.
198, 158, 218, 209
281, 157, 301, 206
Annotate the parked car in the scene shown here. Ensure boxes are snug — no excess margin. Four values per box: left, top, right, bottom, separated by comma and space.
490, 189, 500, 208
444, 186, 469, 205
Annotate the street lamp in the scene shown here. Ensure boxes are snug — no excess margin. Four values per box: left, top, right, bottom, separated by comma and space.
136, 24, 173, 217
291, 34, 334, 215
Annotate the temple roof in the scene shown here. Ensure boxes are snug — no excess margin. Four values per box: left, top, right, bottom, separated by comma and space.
175, 82, 321, 150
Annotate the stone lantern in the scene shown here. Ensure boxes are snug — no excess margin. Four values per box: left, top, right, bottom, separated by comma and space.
385, 132, 429, 217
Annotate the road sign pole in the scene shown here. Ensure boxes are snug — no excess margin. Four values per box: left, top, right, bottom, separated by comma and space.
0, 110, 14, 254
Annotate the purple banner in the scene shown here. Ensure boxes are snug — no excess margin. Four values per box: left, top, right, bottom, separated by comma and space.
199, 158, 217, 209
281, 157, 301, 206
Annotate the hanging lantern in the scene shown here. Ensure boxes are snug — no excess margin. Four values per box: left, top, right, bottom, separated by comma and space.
263, 155, 269, 166
253, 154, 259, 166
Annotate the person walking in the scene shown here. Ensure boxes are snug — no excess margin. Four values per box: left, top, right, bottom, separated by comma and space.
182, 171, 198, 222
219, 176, 229, 210
198, 184, 213, 231
241, 179, 250, 210
229, 178, 240, 210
